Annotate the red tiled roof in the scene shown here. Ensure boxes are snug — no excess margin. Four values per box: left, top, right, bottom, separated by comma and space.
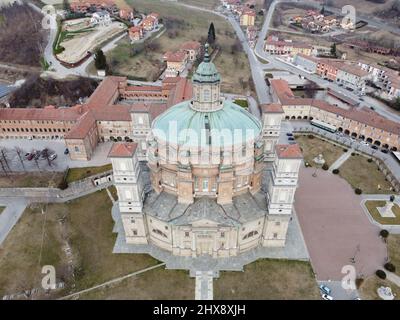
181, 41, 201, 51
65, 111, 96, 139
276, 144, 303, 159
0, 106, 83, 121
86, 76, 125, 109
260, 103, 284, 113
108, 142, 138, 158
164, 50, 187, 63
270, 79, 295, 100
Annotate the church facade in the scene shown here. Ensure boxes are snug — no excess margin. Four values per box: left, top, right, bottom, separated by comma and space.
109, 45, 303, 258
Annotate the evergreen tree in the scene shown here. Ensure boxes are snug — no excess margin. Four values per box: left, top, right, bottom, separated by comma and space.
63, 0, 70, 11
320, 6, 325, 15
94, 49, 107, 70
207, 22, 216, 45
330, 43, 337, 57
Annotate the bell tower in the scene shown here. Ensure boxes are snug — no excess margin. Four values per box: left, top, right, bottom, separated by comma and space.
190, 43, 223, 112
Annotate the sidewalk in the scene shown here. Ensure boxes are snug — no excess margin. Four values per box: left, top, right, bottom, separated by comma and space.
329, 149, 353, 172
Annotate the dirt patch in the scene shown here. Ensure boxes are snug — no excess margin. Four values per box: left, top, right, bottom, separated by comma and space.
57, 19, 127, 64
0, 172, 64, 188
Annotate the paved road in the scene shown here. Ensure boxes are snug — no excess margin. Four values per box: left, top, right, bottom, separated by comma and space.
0, 198, 28, 245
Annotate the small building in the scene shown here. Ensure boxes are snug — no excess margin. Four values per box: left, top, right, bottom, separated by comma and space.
90, 10, 111, 27
336, 64, 369, 94
239, 8, 256, 26
164, 50, 188, 77
128, 25, 143, 42
264, 36, 312, 56
142, 12, 159, 31
246, 26, 257, 47
181, 41, 201, 62
293, 53, 318, 73
119, 7, 134, 21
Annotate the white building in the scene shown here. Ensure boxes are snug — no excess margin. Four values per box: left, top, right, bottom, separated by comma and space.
91, 10, 111, 27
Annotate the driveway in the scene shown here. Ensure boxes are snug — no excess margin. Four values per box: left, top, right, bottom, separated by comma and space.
295, 167, 387, 281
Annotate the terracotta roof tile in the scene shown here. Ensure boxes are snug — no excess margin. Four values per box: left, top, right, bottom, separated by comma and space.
108, 142, 138, 158
260, 103, 284, 113
276, 144, 303, 159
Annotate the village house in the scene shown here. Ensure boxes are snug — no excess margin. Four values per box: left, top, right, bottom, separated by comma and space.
264, 36, 312, 56
336, 63, 369, 94
246, 26, 258, 48
239, 8, 256, 26
128, 25, 144, 42
142, 12, 159, 31
119, 6, 134, 21
90, 10, 112, 27
180, 41, 202, 62
164, 50, 188, 77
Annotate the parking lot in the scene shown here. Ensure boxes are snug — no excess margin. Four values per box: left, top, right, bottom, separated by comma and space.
0, 139, 112, 172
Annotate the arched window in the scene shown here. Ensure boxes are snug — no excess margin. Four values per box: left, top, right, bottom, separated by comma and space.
152, 229, 168, 238
243, 230, 259, 240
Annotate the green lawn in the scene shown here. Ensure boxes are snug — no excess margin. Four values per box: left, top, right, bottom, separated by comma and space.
339, 155, 394, 194
0, 190, 158, 298
66, 164, 112, 184
295, 135, 343, 168
234, 99, 249, 109
214, 259, 320, 300
365, 201, 400, 225
0, 207, 5, 215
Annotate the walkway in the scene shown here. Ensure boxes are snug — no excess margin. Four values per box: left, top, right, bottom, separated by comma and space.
329, 149, 353, 172
195, 271, 214, 300
386, 272, 400, 287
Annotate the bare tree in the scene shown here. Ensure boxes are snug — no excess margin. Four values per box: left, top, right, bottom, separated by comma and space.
0, 148, 11, 173
41, 148, 53, 167
14, 146, 26, 171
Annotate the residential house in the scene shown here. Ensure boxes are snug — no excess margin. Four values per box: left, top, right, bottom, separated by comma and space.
164, 50, 188, 77
142, 12, 160, 31
181, 41, 201, 62
336, 64, 369, 94
129, 25, 144, 42
264, 36, 312, 56
246, 26, 258, 48
91, 10, 112, 27
240, 8, 256, 26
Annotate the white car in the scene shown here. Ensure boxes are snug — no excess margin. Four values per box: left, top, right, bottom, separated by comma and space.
49, 153, 57, 161
360, 141, 369, 146
322, 293, 333, 300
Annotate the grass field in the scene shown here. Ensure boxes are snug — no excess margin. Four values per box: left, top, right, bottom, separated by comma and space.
0, 172, 64, 188
359, 275, 400, 300
0, 206, 5, 214
339, 155, 394, 194
111, 0, 252, 94
365, 201, 400, 225
78, 267, 195, 299
66, 164, 112, 184
388, 235, 400, 276
0, 190, 158, 298
214, 259, 320, 300
295, 135, 343, 168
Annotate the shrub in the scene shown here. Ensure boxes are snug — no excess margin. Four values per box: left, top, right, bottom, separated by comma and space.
332, 169, 339, 174
322, 164, 329, 170
58, 179, 68, 190
355, 278, 364, 289
367, 158, 373, 163
351, 152, 356, 156
343, 149, 348, 152
355, 188, 362, 195
380, 229, 389, 238
308, 134, 314, 139
384, 262, 396, 273
376, 269, 386, 279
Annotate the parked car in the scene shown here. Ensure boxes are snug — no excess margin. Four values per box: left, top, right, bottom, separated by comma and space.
24, 153, 31, 159
286, 133, 293, 137
360, 141, 369, 146
381, 149, 389, 154
319, 284, 331, 295
64, 148, 69, 155
371, 145, 378, 150
49, 153, 57, 161
34, 151, 41, 160
288, 137, 295, 141
322, 293, 333, 300
27, 153, 35, 161
41, 148, 49, 159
